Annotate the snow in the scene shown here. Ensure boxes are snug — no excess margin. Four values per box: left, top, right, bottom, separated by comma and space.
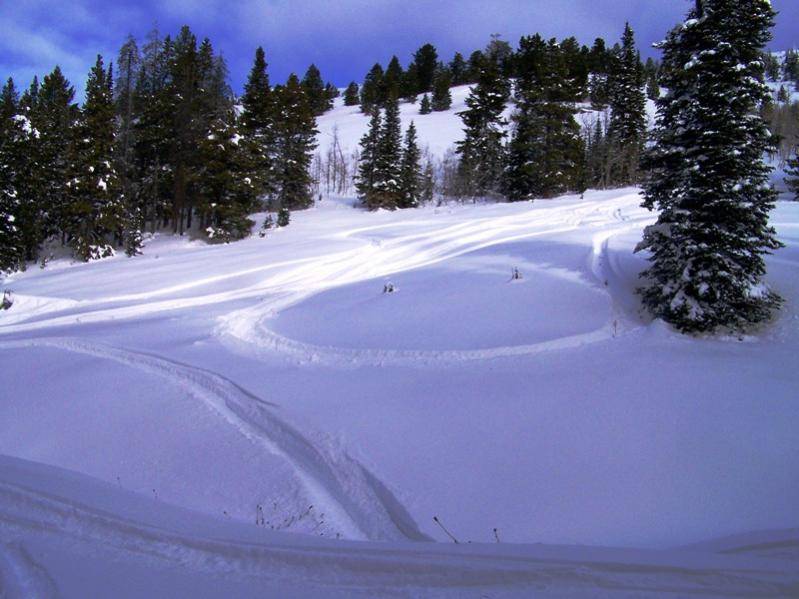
1, 87, 798, 595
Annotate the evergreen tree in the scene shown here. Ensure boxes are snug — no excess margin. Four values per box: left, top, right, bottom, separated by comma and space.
301, 64, 331, 115
646, 73, 661, 100
455, 56, 510, 197
399, 121, 422, 208
412, 43, 439, 93
431, 68, 453, 111
639, 0, 782, 333
356, 109, 382, 206
197, 108, 256, 242
133, 28, 174, 234
449, 52, 468, 85
66, 55, 123, 260
504, 36, 585, 201
240, 46, 275, 200
400, 63, 420, 103
29, 66, 78, 257
0, 79, 33, 272
606, 23, 647, 186
466, 51, 485, 83
274, 74, 318, 211
784, 49, 799, 82
763, 52, 781, 81
383, 56, 404, 100
360, 63, 384, 113
344, 81, 360, 106
419, 94, 432, 114
786, 147, 799, 200
371, 95, 403, 209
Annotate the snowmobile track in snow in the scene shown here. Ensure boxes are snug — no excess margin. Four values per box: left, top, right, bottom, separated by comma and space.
0, 337, 428, 544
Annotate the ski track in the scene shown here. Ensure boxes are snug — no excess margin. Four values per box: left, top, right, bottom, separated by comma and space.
0, 337, 428, 544
0, 475, 796, 597
0, 540, 59, 599
219, 194, 656, 368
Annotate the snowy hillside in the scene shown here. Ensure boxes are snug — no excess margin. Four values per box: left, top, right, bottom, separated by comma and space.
315, 84, 658, 161
1, 185, 798, 595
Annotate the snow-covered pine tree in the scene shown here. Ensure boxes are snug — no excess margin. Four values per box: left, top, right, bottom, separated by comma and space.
606, 23, 647, 186
638, 0, 782, 333
274, 74, 318, 211
503, 35, 586, 201
786, 148, 799, 200
431, 68, 453, 111
0, 78, 31, 272
133, 28, 174, 234
419, 94, 432, 115
371, 95, 403, 210
301, 64, 331, 116
455, 55, 510, 198
240, 47, 276, 201
344, 82, 360, 106
197, 108, 256, 242
399, 121, 422, 208
66, 55, 123, 261
29, 66, 78, 258
355, 110, 382, 207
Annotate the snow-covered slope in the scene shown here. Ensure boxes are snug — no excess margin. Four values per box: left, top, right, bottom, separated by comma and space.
2, 73, 799, 595
2, 189, 798, 595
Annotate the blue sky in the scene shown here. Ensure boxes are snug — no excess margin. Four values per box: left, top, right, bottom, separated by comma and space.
2, 0, 797, 98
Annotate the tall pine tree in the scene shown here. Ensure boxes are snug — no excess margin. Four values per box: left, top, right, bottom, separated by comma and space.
607, 23, 647, 186
399, 121, 422, 208
274, 74, 318, 211
638, 0, 782, 333
504, 36, 586, 201
455, 56, 510, 198
66, 55, 123, 260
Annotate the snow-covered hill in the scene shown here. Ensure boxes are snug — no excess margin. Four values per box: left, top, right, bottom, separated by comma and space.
2, 74, 799, 595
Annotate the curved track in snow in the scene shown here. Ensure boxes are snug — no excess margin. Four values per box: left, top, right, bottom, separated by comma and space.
219, 194, 654, 368
1, 456, 796, 597
0, 338, 428, 544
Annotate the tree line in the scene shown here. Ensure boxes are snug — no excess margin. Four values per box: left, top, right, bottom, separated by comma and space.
0, 25, 320, 271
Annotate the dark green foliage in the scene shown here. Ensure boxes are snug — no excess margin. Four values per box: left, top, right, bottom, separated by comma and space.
277, 207, 290, 227
400, 63, 420, 103
787, 148, 799, 200
412, 44, 439, 93
764, 52, 781, 81
371, 95, 403, 209
419, 94, 432, 115
240, 46, 276, 200
197, 108, 256, 243
274, 74, 318, 211
503, 35, 586, 201
0, 79, 33, 272
431, 68, 452, 111
383, 56, 404, 100
360, 63, 384, 114
301, 64, 332, 115
606, 23, 647, 186
784, 49, 799, 82
455, 54, 510, 197
67, 55, 123, 260
399, 121, 422, 208
449, 52, 468, 85
466, 51, 485, 83
639, 0, 782, 333
343, 81, 360, 106
29, 66, 79, 257
356, 110, 382, 204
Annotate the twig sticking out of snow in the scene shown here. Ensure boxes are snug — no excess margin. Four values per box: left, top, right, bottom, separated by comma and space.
433, 516, 459, 543
494, 527, 501, 543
